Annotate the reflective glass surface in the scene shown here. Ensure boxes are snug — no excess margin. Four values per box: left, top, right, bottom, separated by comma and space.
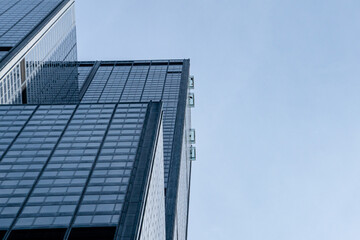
0, 0, 64, 53
0, 103, 148, 233
79, 61, 191, 240
80, 61, 184, 188
0, 2, 77, 105
0, 58, 192, 239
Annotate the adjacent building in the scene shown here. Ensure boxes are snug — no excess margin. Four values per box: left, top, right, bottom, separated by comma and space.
0, 1, 196, 240
0, 0, 77, 105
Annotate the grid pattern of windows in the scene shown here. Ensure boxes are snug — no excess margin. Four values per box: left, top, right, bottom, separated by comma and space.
98, 66, 131, 103
27, 61, 79, 104
77, 65, 92, 90
0, 103, 149, 235
0, 105, 73, 229
0, 58, 191, 240
167, 64, 183, 73
0, 105, 37, 161
120, 65, 149, 102
0, 1, 76, 105
79, 61, 184, 188
141, 65, 167, 101
77, 61, 191, 240
0, 0, 19, 16
175, 131, 190, 240
162, 73, 182, 183
0, 64, 22, 104
73, 103, 146, 227
139, 123, 165, 240
81, 66, 113, 103
0, 0, 63, 49
0, 0, 193, 237
0, 105, 38, 230
15, 104, 111, 229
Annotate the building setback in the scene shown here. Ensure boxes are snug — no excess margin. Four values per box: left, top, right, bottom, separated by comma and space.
0, 1, 196, 240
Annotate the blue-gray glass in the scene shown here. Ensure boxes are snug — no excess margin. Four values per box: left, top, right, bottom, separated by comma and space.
0, 103, 147, 231
0, 0, 65, 62
80, 61, 184, 188
0, 0, 77, 105
0, 58, 190, 239
3, 60, 184, 180
26, 62, 80, 104
78, 60, 190, 240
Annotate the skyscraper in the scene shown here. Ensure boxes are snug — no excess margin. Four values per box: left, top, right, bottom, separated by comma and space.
0, 1, 195, 240
0, 0, 77, 105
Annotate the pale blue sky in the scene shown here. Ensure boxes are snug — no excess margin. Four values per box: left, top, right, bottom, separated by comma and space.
75, 1, 360, 239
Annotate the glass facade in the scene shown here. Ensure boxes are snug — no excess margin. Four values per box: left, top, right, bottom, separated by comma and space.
76, 60, 192, 240
79, 61, 186, 188
0, 0, 64, 56
139, 122, 165, 240
0, 1, 194, 239
0, 0, 77, 105
0, 102, 164, 239
0, 60, 193, 239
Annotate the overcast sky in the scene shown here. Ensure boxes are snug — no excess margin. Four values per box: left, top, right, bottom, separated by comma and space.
75, 1, 360, 239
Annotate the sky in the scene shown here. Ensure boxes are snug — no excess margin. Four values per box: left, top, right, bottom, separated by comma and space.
75, 1, 360, 239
